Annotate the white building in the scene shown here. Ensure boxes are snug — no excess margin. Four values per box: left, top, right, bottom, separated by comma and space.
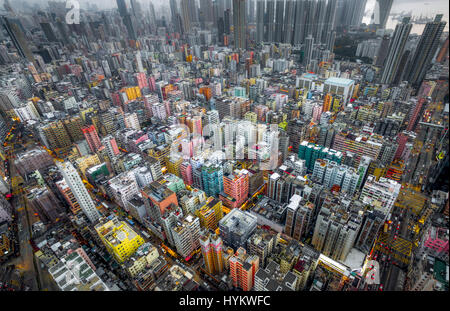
171, 214, 201, 259
108, 171, 140, 211
359, 175, 401, 216
132, 166, 154, 189
323, 77, 355, 104
124, 112, 140, 130
48, 251, 110, 291
57, 161, 100, 223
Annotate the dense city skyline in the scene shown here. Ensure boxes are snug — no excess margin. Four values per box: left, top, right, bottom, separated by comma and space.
0, 0, 448, 294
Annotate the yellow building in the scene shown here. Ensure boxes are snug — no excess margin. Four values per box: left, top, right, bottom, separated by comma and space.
95, 217, 145, 263
148, 144, 170, 169
167, 155, 183, 177
123, 86, 141, 101
75, 154, 101, 178
244, 111, 257, 123
195, 197, 223, 231
80, 107, 95, 122
124, 243, 159, 277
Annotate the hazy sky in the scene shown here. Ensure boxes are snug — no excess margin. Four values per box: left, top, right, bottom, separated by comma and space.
6, 0, 450, 33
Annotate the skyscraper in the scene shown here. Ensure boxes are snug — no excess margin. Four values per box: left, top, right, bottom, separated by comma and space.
380, 17, 412, 85
283, 0, 295, 44
256, 0, 265, 43
1, 16, 35, 64
233, 0, 247, 49
406, 15, 446, 87
274, 0, 284, 42
436, 35, 449, 63
322, 0, 337, 44
172, 215, 201, 259
374, 35, 391, 66
181, 0, 192, 33
265, 0, 275, 42
338, 0, 367, 28
304, 35, 314, 67
200, 0, 213, 25
372, 0, 393, 29
312, 0, 327, 43
57, 161, 100, 223
116, 0, 137, 40
220, 169, 249, 208
40, 22, 58, 42
170, 0, 179, 23
229, 247, 259, 291
293, 0, 306, 45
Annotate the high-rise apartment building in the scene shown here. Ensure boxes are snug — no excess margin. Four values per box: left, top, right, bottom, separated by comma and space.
41, 120, 73, 150
311, 202, 361, 262
195, 197, 223, 231
380, 17, 412, 85
172, 214, 201, 259
1, 16, 35, 64
82, 125, 103, 153
200, 232, 224, 275
298, 140, 343, 171
201, 161, 224, 196
359, 175, 401, 217
372, 0, 393, 29
285, 195, 316, 242
220, 169, 249, 209
406, 15, 446, 87
57, 161, 100, 223
233, 0, 247, 49
219, 208, 257, 250
332, 132, 383, 168
247, 228, 278, 268
229, 247, 259, 291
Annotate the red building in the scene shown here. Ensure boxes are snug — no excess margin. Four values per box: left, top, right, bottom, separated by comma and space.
82, 125, 102, 153
407, 98, 426, 132
229, 247, 259, 291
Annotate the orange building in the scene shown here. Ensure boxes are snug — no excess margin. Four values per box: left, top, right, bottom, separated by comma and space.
199, 232, 224, 275
199, 87, 212, 101
323, 93, 332, 112
141, 181, 178, 216
55, 179, 81, 215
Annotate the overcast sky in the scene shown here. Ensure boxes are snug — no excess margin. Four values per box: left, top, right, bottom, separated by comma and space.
5, 0, 450, 32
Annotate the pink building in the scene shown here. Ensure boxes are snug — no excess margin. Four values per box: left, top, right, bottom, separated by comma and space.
312, 104, 323, 122
135, 72, 148, 89
180, 162, 193, 186
148, 76, 156, 92
220, 169, 249, 209
103, 136, 120, 156
164, 100, 171, 117
424, 227, 449, 254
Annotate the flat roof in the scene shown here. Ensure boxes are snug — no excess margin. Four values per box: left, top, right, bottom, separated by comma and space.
325, 77, 354, 86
